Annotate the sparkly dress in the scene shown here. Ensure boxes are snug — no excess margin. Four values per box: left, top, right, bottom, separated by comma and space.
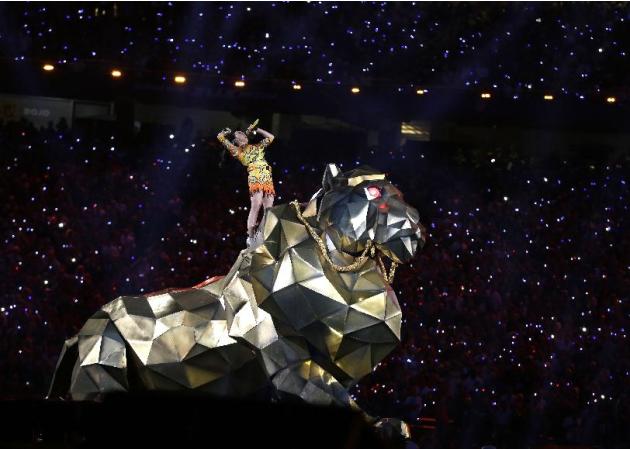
217, 134, 276, 196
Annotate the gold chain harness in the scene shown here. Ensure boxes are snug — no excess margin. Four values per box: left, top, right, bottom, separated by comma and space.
289, 200, 397, 284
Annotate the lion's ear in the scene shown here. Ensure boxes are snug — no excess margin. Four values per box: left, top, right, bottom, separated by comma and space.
322, 163, 341, 191
302, 188, 322, 218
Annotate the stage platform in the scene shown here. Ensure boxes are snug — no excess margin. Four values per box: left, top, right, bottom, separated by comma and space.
1, 393, 397, 449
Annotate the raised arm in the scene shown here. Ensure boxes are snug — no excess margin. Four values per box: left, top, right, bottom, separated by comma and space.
216, 128, 239, 157
255, 127, 274, 147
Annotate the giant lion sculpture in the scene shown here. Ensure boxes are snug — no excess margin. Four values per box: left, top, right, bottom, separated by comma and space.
48, 163, 425, 428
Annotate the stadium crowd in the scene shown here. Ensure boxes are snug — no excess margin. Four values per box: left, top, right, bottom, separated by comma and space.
0, 117, 627, 449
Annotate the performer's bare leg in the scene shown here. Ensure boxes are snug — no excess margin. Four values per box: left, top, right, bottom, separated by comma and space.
262, 193, 274, 210
247, 190, 264, 239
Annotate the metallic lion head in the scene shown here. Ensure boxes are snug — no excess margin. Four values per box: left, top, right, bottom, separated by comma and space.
313, 163, 426, 265
250, 163, 427, 386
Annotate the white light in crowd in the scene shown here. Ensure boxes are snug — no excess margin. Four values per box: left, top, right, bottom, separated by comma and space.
416, 88, 427, 95
544, 94, 554, 101
351, 87, 360, 94
606, 96, 616, 103
234, 80, 245, 87
111, 69, 122, 78
42, 64, 54, 72
174, 75, 186, 84
481, 92, 491, 99
292, 84, 302, 90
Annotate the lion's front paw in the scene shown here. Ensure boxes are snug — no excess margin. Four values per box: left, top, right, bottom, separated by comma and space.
373, 417, 412, 444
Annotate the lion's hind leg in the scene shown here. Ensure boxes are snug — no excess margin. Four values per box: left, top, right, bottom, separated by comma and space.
47, 335, 79, 399
54, 311, 129, 400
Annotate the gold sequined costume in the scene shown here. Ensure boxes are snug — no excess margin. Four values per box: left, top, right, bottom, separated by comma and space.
218, 134, 276, 196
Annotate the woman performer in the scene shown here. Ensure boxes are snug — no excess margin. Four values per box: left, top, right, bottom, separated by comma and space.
216, 120, 276, 247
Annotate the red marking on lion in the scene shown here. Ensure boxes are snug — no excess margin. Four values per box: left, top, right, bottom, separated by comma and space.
144, 275, 225, 297
193, 275, 225, 288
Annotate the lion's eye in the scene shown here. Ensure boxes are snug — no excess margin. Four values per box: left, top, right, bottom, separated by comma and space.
366, 185, 382, 199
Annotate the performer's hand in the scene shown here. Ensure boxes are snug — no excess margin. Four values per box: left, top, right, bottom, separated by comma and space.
221, 127, 232, 134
